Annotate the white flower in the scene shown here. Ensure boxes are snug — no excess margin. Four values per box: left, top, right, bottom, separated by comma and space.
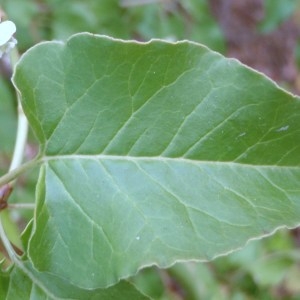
0, 20, 17, 58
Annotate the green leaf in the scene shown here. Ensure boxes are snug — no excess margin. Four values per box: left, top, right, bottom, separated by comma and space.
13, 34, 300, 289
1, 262, 149, 300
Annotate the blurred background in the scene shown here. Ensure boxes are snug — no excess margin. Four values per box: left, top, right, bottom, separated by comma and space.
0, 0, 300, 299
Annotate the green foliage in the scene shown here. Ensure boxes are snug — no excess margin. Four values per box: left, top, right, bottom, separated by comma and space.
0, 1, 300, 299
7, 33, 300, 297
259, 0, 297, 33
0, 0, 224, 52
1, 262, 149, 299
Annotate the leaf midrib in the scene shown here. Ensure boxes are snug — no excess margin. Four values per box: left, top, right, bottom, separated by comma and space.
40, 154, 300, 169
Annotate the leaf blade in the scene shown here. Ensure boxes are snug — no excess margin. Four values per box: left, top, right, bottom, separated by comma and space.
13, 34, 300, 288
28, 157, 300, 288
1, 263, 149, 300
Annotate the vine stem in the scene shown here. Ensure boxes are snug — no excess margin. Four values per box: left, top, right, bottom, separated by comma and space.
0, 43, 38, 188
0, 159, 39, 187
0, 212, 18, 262
0, 44, 33, 263
9, 96, 28, 173
9, 47, 28, 175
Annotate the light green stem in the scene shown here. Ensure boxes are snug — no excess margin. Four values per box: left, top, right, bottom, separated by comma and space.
0, 47, 35, 187
0, 44, 33, 263
9, 97, 28, 173
0, 157, 38, 188
0, 212, 18, 261
9, 48, 29, 175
